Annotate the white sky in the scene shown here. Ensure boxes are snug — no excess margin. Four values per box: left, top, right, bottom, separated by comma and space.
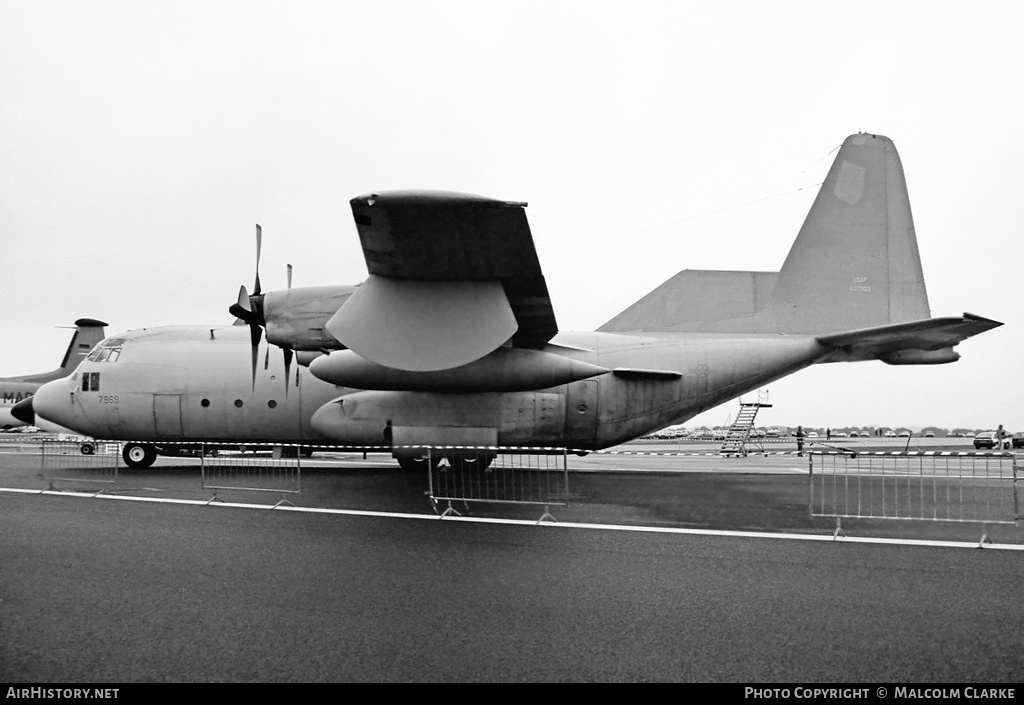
2, 0, 1021, 431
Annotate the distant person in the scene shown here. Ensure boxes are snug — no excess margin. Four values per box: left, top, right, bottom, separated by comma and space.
997, 424, 1005, 450
826, 428, 831, 441
796, 425, 805, 456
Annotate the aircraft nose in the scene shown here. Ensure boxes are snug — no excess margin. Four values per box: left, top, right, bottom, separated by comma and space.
11, 397, 34, 425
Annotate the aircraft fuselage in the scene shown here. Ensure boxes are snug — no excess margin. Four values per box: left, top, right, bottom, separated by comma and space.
30, 325, 828, 451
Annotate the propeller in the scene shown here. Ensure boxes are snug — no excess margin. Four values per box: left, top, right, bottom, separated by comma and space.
228, 224, 265, 389
282, 263, 294, 393
225, 226, 297, 395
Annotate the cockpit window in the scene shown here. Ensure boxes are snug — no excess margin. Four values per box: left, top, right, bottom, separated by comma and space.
87, 338, 124, 363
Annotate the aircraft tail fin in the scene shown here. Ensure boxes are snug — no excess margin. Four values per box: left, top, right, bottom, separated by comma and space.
58, 318, 108, 375
601, 133, 932, 335
16, 318, 108, 384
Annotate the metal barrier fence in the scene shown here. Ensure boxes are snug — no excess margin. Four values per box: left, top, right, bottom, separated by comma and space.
41, 439, 121, 488
422, 446, 570, 520
809, 452, 1021, 529
200, 443, 302, 500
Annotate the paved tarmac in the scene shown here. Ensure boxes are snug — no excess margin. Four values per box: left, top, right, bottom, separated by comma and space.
2, 437, 1022, 682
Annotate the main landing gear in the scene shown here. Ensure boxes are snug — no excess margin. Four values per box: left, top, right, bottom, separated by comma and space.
397, 455, 441, 472
396, 454, 495, 472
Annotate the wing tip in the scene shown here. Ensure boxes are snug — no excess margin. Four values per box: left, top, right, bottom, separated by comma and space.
350, 190, 526, 209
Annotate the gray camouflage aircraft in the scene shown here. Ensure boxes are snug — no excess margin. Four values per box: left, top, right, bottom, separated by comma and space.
1, 318, 107, 429
17, 133, 1000, 468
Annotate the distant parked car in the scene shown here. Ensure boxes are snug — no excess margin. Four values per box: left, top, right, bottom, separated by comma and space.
924, 431, 935, 437
1012, 432, 1024, 449
974, 431, 1010, 450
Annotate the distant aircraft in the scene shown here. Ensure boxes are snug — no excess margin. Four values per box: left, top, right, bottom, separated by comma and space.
18, 134, 1000, 469
1, 319, 107, 429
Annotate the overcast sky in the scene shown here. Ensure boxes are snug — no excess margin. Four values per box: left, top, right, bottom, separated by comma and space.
2, 0, 1021, 431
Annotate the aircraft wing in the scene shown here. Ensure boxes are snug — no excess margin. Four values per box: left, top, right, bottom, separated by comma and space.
816, 313, 1002, 364
327, 190, 558, 372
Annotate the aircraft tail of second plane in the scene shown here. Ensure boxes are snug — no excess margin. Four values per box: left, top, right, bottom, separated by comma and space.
5, 318, 108, 385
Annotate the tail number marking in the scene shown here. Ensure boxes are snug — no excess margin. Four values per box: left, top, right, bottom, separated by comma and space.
849, 276, 871, 292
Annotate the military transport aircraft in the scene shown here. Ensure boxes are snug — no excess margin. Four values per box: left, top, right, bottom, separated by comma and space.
1, 318, 107, 429
16, 134, 1001, 469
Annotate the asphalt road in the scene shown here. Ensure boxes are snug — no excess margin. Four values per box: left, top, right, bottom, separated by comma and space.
2, 439, 1022, 683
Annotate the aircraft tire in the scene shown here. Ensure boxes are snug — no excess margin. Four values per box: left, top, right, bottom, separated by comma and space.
448, 454, 495, 472
123, 443, 157, 469
79, 442, 95, 455
396, 455, 441, 472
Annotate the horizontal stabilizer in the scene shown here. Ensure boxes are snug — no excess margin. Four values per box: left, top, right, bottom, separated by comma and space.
816, 313, 1002, 363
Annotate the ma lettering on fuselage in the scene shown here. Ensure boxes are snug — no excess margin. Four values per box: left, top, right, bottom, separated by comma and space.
2, 391, 33, 405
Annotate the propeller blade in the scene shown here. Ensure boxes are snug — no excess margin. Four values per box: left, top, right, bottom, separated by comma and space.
287, 263, 293, 290
253, 224, 263, 296
283, 347, 293, 396
249, 323, 263, 390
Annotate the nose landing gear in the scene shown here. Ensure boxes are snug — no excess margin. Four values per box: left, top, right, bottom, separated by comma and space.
122, 443, 157, 469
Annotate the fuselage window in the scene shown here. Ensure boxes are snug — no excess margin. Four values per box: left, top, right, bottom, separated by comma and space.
234, 399, 243, 408
268, 400, 277, 408
201, 399, 210, 408
82, 372, 100, 392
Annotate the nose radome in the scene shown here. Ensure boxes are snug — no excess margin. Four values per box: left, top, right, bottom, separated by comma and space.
11, 397, 34, 425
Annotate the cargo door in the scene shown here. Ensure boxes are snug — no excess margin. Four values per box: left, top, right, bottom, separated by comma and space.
153, 394, 183, 437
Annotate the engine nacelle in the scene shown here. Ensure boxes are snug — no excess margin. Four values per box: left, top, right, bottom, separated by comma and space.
309, 347, 607, 392
881, 347, 961, 365
295, 351, 325, 367
260, 285, 357, 351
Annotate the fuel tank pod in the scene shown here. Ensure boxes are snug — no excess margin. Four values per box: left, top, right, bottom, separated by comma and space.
309, 347, 607, 392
